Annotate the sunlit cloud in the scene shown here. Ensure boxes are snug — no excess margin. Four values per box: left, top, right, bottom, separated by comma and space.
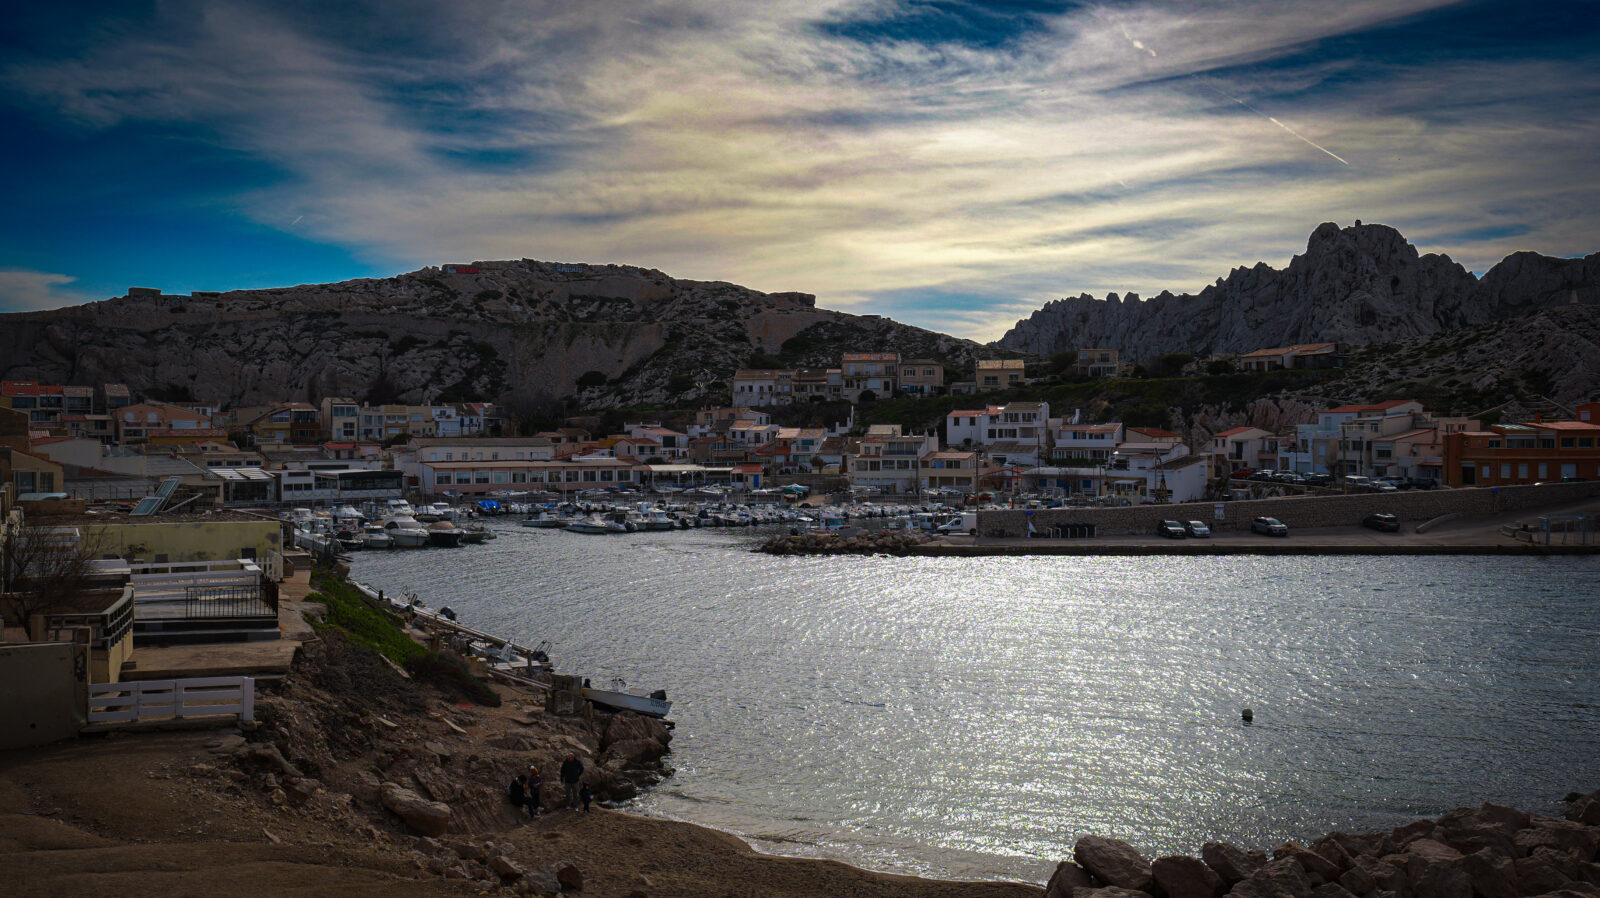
3, 0, 1597, 341
0, 269, 91, 313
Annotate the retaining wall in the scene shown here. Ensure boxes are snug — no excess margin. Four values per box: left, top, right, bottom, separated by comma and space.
975, 481, 1600, 538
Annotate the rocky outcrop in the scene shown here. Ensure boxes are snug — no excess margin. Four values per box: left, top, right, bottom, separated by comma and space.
0, 259, 984, 409
998, 222, 1599, 362
1053, 793, 1600, 898
380, 782, 452, 836
758, 529, 936, 556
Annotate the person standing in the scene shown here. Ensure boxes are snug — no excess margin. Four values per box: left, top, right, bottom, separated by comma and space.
579, 782, 594, 814
525, 766, 543, 817
559, 754, 583, 810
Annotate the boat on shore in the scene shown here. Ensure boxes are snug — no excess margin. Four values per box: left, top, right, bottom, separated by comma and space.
582, 678, 672, 718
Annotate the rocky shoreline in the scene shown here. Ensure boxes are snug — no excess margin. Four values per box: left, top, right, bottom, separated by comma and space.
1044, 794, 1600, 898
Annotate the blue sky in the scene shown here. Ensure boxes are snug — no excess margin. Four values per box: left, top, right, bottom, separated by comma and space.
2, 0, 1597, 339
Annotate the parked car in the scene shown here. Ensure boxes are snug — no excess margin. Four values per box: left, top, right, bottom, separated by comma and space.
1362, 512, 1401, 532
1157, 520, 1187, 539
1229, 468, 1256, 479
1404, 477, 1438, 490
1372, 482, 1399, 492
1302, 473, 1333, 487
1562, 476, 1591, 483
1184, 520, 1211, 537
1251, 516, 1289, 536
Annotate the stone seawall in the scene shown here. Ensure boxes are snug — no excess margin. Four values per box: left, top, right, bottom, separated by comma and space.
976, 482, 1600, 538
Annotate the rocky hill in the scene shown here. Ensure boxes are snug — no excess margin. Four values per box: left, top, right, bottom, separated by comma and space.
0, 260, 987, 410
997, 222, 1600, 361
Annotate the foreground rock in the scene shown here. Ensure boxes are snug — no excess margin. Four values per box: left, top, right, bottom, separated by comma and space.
1055, 792, 1600, 898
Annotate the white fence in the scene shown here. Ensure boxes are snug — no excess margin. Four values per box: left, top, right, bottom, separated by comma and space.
87, 677, 255, 726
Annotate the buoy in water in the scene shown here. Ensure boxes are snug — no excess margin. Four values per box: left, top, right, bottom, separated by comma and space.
1241, 708, 1254, 723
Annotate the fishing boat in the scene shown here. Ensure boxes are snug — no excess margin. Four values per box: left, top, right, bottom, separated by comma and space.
582, 678, 672, 718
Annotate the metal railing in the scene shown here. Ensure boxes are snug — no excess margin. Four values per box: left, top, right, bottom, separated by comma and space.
184, 585, 274, 620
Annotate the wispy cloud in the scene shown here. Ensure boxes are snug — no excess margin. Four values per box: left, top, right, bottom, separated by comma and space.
0, 269, 91, 313
3, 0, 1598, 340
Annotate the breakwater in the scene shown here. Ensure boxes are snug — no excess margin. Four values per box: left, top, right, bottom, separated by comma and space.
759, 529, 936, 555
976, 481, 1600, 538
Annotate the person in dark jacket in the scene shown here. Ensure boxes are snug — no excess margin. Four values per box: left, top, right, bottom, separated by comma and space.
579, 781, 594, 813
505, 774, 526, 808
559, 754, 583, 810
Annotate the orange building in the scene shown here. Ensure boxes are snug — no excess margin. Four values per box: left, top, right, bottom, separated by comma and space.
1442, 412, 1600, 487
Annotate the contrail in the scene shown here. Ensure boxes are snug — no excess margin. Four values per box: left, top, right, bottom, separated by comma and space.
1196, 79, 1349, 166
290, 215, 303, 226
1266, 116, 1350, 166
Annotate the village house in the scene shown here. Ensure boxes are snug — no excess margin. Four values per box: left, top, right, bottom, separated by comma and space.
1208, 426, 1276, 478
920, 450, 979, 494
688, 407, 769, 438
944, 401, 1050, 464
845, 425, 938, 496
840, 352, 899, 402
115, 402, 222, 445
898, 359, 944, 396
355, 404, 438, 443
793, 369, 842, 402
1237, 342, 1345, 372
1051, 421, 1125, 464
238, 403, 322, 447
731, 369, 796, 406
624, 424, 691, 460
688, 435, 748, 466
974, 359, 1025, 391
319, 397, 360, 441
1443, 407, 1600, 487
1074, 349, 1122, 379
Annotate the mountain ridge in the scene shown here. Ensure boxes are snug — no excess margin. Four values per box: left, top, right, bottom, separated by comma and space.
0, 259, 989, 410
996, 222, 1600, 361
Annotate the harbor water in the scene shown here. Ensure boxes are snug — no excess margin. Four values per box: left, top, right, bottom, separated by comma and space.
349, 524, 1600, 884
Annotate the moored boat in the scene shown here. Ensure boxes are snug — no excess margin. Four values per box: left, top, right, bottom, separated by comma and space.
582, 678, 672, 718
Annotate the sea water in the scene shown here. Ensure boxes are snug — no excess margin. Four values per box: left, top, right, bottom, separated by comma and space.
350, 525, 1600, 883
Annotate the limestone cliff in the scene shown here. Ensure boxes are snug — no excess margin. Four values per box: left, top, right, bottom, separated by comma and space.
997, 222, 1599, 361
0, 260, 984, 409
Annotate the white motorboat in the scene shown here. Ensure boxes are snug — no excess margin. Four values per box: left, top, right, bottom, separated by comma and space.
582, 678, 672, 718
564, 515, 612, 534
520, 511, 567, 528
361, 524, 394, 549
380, 514, 431, 548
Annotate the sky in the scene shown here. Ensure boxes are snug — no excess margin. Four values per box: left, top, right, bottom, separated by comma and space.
2, 0, 1598, 340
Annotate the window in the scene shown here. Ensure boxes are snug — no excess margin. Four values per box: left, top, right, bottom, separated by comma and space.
1488, 439, 1502, 448
1538, 464, 1548, 479
456, 473, 472, 484
1562, 438, 1576, 448
435, 472, 451, 484
1501, 464, 1511, 478
15, 471, 35, 491
1517, 464, 1528, 479
492, 471, 509, 484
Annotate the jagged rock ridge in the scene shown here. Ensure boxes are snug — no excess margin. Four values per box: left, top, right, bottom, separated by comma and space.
0, 260, 986, 409
997, 222, 1600, 361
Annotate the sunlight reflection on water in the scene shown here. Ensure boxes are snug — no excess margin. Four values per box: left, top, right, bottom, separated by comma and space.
352, 527, 1600, 883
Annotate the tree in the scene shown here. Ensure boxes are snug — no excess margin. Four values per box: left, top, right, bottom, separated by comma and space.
1206, 358, 1237, 376
1148, 353, 1195, 379
858, 390, 879, 403
1, 517, 108, 632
